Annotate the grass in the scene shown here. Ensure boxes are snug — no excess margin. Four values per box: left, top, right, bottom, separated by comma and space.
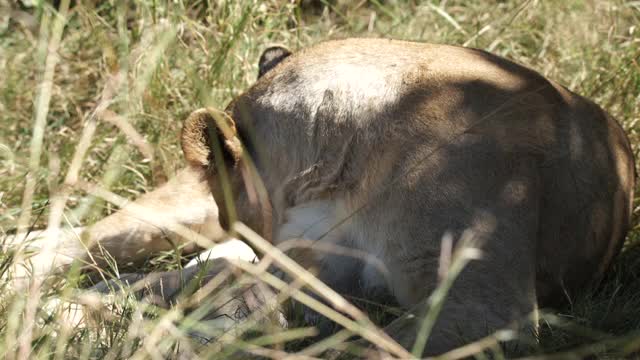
1, 0, 639, 358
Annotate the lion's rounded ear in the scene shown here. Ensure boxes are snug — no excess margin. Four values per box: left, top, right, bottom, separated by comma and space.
258, 46, 291, 79
181, 108, 242, 169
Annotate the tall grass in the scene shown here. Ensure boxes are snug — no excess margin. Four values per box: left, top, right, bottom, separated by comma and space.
1, 0, 639, 358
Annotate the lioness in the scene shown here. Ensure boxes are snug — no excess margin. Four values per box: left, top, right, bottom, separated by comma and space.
15, 38, 635, 356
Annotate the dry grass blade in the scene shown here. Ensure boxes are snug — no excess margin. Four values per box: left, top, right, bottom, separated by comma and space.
45, 73, 125, 258
294, 329, 354, 358
13, 2, 71, 360
428, 329, 515, 360
101, 109, 154, 161
412, 231, 484, 357
16, 1, 70, 233
234, 223, 412, 358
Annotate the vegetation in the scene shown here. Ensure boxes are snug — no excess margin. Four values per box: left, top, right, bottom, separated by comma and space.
1, 0, 639, 358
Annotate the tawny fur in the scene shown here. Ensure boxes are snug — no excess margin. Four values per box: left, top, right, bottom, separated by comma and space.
182, 38, 635, 354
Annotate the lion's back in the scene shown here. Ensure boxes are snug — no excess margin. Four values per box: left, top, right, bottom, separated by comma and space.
239, 38, 635, 304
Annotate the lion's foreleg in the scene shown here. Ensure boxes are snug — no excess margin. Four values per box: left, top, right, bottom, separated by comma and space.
9, 167, 223, 278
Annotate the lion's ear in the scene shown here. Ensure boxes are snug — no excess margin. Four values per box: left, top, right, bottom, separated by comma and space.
258, 46, 291, 79
181, 108, 242, 170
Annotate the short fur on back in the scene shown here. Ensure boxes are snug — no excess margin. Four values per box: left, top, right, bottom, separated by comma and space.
182, 38, 635, 355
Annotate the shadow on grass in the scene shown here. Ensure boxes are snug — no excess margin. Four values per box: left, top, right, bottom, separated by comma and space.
536, 244, 640, 358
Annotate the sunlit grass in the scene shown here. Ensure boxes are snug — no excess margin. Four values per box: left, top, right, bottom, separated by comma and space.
1, 0, 639, 358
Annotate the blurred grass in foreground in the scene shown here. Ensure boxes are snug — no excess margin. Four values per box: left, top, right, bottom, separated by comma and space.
0, 0, 639, 358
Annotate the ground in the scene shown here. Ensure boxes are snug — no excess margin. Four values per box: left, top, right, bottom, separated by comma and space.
1, 0, 639, 358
